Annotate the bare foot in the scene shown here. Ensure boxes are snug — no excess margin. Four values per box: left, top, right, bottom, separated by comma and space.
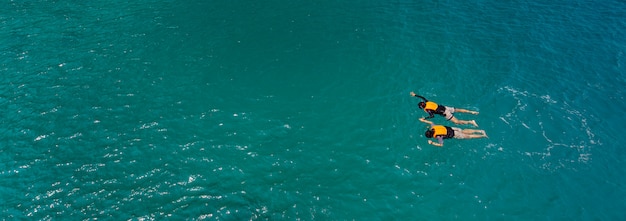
470, 111, 479, 115
481, 130, 488, 138
471, 120, 478, 127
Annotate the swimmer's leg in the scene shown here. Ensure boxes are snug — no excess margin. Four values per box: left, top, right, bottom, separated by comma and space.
455, 108, 479, 115
450, 117, 478, 127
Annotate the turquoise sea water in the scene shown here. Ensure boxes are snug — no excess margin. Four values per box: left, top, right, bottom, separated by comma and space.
2, 0, 626, 220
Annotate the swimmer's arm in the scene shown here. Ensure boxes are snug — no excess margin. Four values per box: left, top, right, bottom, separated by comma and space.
419, 118, 434, 126
427, 139, 444, 147
425, 111, 435, 119
410, 91, 428, 102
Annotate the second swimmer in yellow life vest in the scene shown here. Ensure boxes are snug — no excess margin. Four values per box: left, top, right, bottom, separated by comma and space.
419, 118, 487, 147
410, 91, 479, 127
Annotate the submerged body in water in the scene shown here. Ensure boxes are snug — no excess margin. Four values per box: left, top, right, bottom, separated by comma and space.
1, 0, 625, 220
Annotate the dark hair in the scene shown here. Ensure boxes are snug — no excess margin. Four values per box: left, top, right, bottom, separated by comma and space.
418, 102, 426, 109
425, 129, 434, 138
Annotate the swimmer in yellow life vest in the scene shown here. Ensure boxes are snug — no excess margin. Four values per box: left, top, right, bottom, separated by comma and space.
410, 91, 479, 127
419, 118, 487, 147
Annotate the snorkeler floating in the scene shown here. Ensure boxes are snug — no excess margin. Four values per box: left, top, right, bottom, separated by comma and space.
410, 91, 479, 127
419, 118, 487, 147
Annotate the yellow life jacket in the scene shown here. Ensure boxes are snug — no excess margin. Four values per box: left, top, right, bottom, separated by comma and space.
424, 101, 439, 112
432, 125, 454, 138
432, 125, 448, 137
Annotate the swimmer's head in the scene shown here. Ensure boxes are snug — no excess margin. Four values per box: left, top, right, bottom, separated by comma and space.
425, 129, 434, 138
418, 102, 426, 109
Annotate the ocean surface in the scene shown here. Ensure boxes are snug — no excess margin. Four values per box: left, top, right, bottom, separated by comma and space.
2, 0, 625, 220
